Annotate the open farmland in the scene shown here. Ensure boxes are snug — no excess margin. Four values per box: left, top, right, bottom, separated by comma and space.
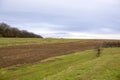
0, 38, 102, 68
0, 38, 120, 80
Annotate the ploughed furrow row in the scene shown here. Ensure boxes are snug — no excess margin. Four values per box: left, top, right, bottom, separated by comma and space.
0, 41, 99, 68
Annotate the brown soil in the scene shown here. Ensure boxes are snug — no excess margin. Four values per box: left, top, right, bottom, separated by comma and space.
0, 40, 107, 68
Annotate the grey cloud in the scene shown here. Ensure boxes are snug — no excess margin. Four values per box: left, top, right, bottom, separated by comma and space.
0, 0, 120, 39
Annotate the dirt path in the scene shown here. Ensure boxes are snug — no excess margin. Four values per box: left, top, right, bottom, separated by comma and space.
0, 41, 101, 68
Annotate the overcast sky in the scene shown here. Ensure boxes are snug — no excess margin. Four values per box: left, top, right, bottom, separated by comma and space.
0, 0, 120, 39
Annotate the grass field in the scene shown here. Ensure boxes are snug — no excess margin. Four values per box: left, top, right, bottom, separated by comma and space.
0, 48, 120, 80
0, 38, 82, 47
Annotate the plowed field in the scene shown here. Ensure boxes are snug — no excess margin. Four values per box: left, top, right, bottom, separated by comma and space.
0, 41, 103, 68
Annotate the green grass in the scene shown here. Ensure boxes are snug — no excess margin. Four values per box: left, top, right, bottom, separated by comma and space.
0, 38, 81, 47
0, 48, 120, 80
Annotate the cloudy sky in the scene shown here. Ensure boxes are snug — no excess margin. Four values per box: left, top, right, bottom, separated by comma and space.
0, 0, 120, 39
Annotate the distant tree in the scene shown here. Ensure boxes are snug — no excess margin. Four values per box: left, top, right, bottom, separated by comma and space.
0, 22, 43, 38
0, 34, 2, 37
11, 28, 19, 37
0, 23, 10, 36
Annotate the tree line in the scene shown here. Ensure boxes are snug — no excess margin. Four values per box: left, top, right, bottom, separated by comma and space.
95, 41, 120, 57
96, 41, 120, 48
102, 41, 120, 48
0, 22, 43, 38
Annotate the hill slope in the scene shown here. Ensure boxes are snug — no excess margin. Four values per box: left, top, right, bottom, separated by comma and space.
0, 48, 120, 80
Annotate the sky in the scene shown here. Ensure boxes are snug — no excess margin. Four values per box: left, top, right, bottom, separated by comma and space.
0, 0, 120, 39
